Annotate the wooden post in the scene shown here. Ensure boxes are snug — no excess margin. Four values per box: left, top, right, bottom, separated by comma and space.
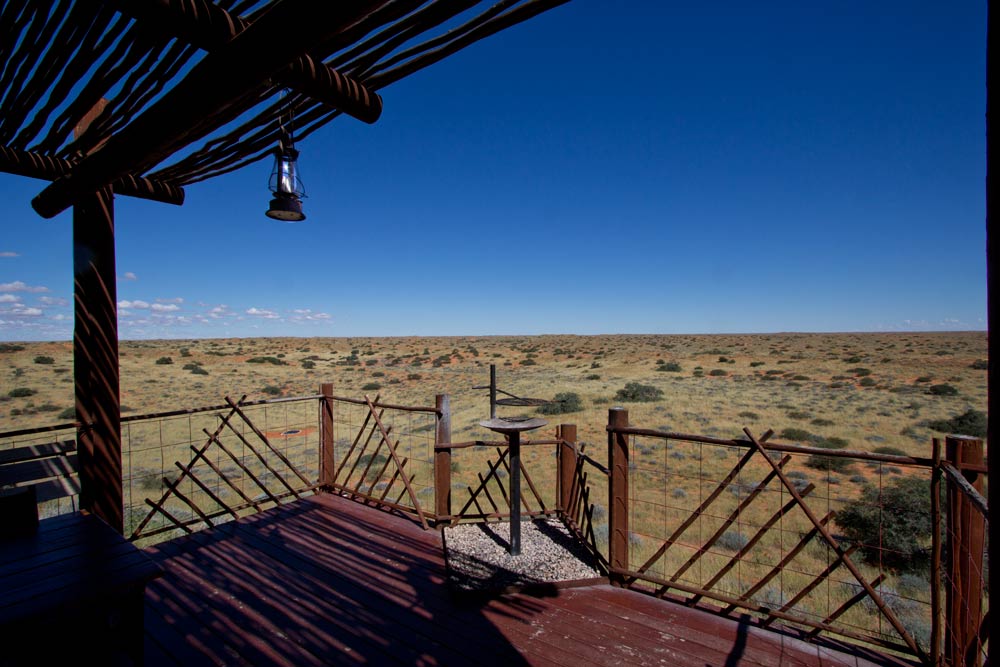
74, 185, 123, 533
608, 408, 629, 584
945, 436, 986, 667
319, 383, 335, 488
557, 424, 577, 514
434, 394, 451, 523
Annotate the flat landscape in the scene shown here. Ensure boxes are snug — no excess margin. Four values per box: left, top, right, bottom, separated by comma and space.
0, 331, 987, 455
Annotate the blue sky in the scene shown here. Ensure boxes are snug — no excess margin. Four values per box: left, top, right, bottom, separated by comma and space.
0, 1, 988, 341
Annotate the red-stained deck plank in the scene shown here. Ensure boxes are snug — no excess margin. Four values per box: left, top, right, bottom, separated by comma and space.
143, 493, 914, 667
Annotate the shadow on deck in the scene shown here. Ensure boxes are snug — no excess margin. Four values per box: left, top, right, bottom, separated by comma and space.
143, 493, 914, 666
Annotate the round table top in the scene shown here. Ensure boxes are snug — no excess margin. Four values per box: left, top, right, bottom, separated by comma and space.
478, 417, 548, 434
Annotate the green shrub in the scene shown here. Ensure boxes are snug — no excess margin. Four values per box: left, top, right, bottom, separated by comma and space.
33, 355, 54, 364
859, 377, 877, 387
57, 407, 76, 420
805, 453, 853, 473
848, 367, 872, 376
262, 385, 282, 396
247, 356, 286, 365
928, 384, 958, 396
155, 356, 173, 365
585, 374, 601, 380
836, 477, 931, 569
7, 388, 36, 398
873, 446, 907, 456
926, 409, 987, 438
0, 343, 25, 352
780, 428, 812, 442
657, 361, 682, 372
970, 359, 989, 370
749, 361, 765, 367
708, 369, 727, 377
738, 411, 759, 421
614, 382, 664, 402
538, 392, 583, 415
302, 360, 316, 369
361, 382, 382, 391
190, 366, 209, 376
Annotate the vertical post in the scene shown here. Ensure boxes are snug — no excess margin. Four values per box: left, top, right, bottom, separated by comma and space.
489, 364, 497, 419
434, 394, 452, 523
931, 438, 942, 667
945, 436, 986, 667
557, 424, 577, 514
319, 383, 335, 488
608, 408, 629, 584
74, 185, 123, 533
509, 430, 521, 556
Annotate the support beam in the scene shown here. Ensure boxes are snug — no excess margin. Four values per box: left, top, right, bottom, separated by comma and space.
74, 185, 123, 533
32, 0, 387, 219
0, 145, 184, 206
107, 0, 382, 125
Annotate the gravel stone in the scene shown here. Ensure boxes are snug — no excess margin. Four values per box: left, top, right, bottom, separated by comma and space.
444, 518, 601, 592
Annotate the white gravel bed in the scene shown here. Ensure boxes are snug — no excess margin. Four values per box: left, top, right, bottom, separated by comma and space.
444, 518, 601, 592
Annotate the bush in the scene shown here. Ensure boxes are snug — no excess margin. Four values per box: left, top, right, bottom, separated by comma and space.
33, 355, 54, 364
926, 409, 987, 438
779, 428, 812, 442
0, 343, 25, 352
7, 388, 36, 398
155, 356, 173, 365
836, 477, 931, 570
805, 454, 853, 473
585, 374, 601, 380
614, 382, 663, 402
302, 360, 316, 369
970, 359, 989, 370
537, 392, 583, 414
190, 366, 209, 376
57, 407, 76, 420
859, 377, 877, 387
262, 385, 282, 395
247, 356, 286, 365
361, 382, 382, 391
708, 369, 728, 377
928, 384, 958, 396
656, 361, 682, 372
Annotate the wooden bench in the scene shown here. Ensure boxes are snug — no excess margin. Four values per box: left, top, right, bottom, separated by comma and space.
1, 440, 163, 664
0, 439, 80, 504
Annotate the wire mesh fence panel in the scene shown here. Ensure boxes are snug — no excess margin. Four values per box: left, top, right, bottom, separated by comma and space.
328, 397, 437, 523
123, 397, 321, 545
621, 427, 939, 660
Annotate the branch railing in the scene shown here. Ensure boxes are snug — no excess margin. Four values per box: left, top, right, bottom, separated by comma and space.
603, 407, 988, 667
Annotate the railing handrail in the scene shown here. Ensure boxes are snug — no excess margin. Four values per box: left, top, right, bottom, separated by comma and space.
607, 424, 937, 467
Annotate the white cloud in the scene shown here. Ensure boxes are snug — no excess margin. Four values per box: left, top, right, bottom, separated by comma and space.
0, 294, 17, 303
12, 306, 43, 317
38, 296, 68, 306
118, 299, 150, 309
122, 272, 138, 281
151, 303, 180, 312
0, 281, 49, 293
289, 308, 332, 322
246, 307, 279, 319
0, 251, 18, 258
156, 297, 184, 304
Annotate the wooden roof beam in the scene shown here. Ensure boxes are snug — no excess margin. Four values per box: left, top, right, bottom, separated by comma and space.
109, 0, 382, 125
0, 145, 184, 206
32, 1, 389, 219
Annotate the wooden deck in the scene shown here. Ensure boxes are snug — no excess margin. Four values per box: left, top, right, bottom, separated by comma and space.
143, 493, 910, 666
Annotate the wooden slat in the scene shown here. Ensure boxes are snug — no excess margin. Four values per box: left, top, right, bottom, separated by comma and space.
31, 474, 81, 502
0, 453, 78, 486
0, 440, 75, 465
